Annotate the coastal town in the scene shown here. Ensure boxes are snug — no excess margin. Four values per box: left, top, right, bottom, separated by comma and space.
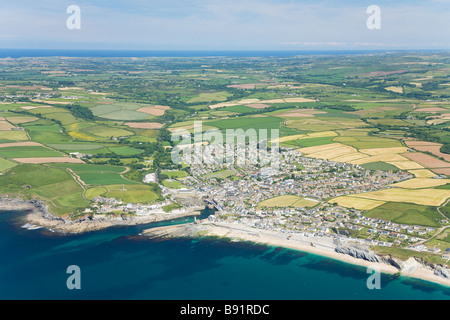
84, 143, 449, 262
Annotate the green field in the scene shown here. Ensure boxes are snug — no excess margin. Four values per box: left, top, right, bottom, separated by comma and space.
361, 162, 400, 172
187, 91, 232, 104
163, 170, 188, 179
77, 172, 136, 185
108, 146, 143, 156
365, 202, 443, 228
24, 123, 71, 143
82, 125, 134, 138
87, 184, 160, 203
161, 179, 185, 189
202, 169, 236, 180
0, 146, 62, 158
0, 130, 29, 142
282, 136, 336, 148
0, 164, 89, 215
50, 163, 134, 185
47, 143, 105, 151
0, 158, 17, 172
258, 195, 319, 208
92, 103, 150, 121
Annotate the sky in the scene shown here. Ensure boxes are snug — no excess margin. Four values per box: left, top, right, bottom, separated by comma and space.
1, 0, 450, 50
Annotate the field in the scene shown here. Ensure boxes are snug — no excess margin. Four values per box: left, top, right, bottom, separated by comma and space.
351, 188, 450, 207
0, 164, 89, 215
108, 146, 143, 156
330, 196, 386, 210
13, 157, 84, 164
403, 152, 450, 169
390, 178, 450, 189
161, 179, 185, 189
163, 170, 188, 179
81, 125, 134, 138
365, 202, 443, 228
0, 146, 63, 158
258, 195, 319, 208
137, 105, 171, 116
187, 92, 232, 104
0, 120, 14, 130
50, 163, 133, 185
124, 122, 164, 129
0, 158, 17, 172
405, 140, 450, 162
202, 170, 236, 180
92, 103, 152, 120
47, 143, 104, 151
0, 131, 29, 142
86, 184, 160, 204
361, 162, 400, 172
408, 169, 437, 178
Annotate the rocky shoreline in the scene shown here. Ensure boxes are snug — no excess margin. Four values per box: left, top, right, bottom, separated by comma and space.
0, 196, 202, 234
1, 196, 449, 288
142, 221, 450, 288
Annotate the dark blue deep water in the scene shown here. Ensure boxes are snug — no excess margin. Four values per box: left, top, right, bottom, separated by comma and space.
0, 210, 449, 300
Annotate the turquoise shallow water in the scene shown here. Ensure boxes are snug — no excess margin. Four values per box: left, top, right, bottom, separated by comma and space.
0, 210, 449, 300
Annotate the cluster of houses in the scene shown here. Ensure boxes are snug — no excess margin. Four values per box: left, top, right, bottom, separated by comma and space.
180, 148, 447, 255
91, 196, 172, 216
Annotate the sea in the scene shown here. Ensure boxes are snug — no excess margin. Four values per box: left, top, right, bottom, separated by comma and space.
0, 49, 424, 59
0, 209, 449, 300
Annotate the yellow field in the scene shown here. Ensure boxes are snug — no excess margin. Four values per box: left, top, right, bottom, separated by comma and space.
258, 195, 318, 208
307, 131, 338, 138
329, 196, 386, 210
308, 145, 358, 160
391, 178, 450, 189
298, 143, 346, 155
0, 121, 13, 131
386, 161, 424, 170
283, 97, 316, 103
360, 147, 409, 156
408, 169, 437, 178
351, 188, 450, 206
278, 131, 337, 143
331, 153, 369, 163
385, 86, 404, 94
350, 154, 409, 165
5, 116, 38, 124
278, 134, 308, 143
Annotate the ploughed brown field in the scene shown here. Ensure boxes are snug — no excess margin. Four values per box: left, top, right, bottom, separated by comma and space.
137, 105, 171, 116
124, 122, 164, 129
403, 152, 450, 169
404, 140, 450, 162
227, 84, 258, 89
431, 168, 450, 175
13, 157, 85, 164
0, 142, 42, 148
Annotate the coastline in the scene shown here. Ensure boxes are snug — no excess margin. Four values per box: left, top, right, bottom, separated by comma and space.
142, 221, 450, 289
0, 196, 202, 234
1, 196, 449, 288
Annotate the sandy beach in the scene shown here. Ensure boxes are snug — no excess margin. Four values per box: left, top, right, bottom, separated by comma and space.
143, 221, 450, 288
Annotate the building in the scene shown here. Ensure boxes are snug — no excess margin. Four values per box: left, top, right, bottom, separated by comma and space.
143, 172, 158, 184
